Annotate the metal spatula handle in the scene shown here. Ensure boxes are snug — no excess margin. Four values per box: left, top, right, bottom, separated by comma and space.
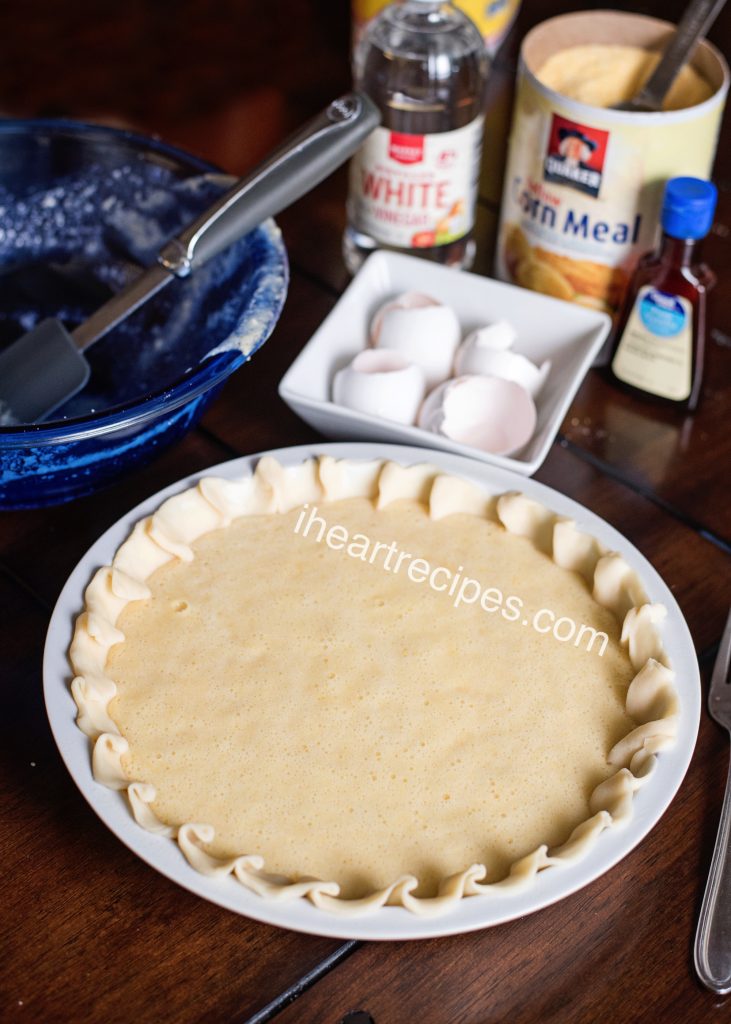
695, 609, 731, 994
0, 92, 380, 425
695, 756, 731, 994
158, 93, 378, 277
631, 0, 726, 111
72, 92, 379, 352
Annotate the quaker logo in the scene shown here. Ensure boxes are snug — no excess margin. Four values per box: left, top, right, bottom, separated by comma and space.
389, 132, 424, 165
543, 115, 609, 198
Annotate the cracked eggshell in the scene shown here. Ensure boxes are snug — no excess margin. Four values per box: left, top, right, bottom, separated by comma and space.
459, 321, 517, 354
418, 375, 537, 456
332, 349, 426, 425
370, 292, 461, 390
454, 343, 551, 397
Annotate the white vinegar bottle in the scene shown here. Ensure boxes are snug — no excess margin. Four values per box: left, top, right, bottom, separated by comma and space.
343, 0, 488, 274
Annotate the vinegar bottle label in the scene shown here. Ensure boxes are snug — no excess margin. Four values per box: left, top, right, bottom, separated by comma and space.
611, 285, 693, 401
347, 116, 484, 250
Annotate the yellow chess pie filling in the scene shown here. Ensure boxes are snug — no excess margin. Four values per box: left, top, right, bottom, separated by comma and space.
70, 457, 677, 916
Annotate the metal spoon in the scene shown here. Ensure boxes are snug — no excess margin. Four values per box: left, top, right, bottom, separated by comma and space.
613, 0, 726, 113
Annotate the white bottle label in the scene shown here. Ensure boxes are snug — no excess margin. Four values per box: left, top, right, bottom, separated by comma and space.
348, 116, 484, 249
611, 286, 693, 401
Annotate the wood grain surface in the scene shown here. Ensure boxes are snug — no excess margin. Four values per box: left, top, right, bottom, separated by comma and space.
1, 2, 730, 1022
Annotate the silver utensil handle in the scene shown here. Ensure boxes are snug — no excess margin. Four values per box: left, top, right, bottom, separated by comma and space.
695, 753, 731, 994
634, 0, 727, 110
158, 92, 379, 276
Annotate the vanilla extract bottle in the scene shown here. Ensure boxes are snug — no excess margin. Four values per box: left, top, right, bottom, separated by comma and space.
608, 177, 718, 412
343, 0, 488, 274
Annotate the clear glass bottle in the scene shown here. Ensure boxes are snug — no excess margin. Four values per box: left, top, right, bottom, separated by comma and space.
608, 177, 717, 412
343, 0, 488, 274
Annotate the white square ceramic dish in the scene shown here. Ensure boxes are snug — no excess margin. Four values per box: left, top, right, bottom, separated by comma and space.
278, 251, 611, 475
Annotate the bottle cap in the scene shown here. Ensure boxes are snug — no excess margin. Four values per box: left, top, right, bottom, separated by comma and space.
661, 177, 718, 240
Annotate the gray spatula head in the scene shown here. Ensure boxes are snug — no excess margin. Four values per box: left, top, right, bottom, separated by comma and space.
0, 92, 380, 427
0, 318, 90, 424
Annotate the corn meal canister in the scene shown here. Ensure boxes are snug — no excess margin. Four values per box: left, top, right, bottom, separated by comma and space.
496, 11, 728, 322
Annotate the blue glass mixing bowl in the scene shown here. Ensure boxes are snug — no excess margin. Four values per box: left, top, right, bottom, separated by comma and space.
0, 119, 288, 508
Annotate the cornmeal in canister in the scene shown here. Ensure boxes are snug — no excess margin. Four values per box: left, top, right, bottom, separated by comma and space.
537, 44, 713, 111
106, 496, 635, 899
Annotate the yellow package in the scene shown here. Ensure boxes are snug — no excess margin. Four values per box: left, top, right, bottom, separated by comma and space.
352, 0, 521, 55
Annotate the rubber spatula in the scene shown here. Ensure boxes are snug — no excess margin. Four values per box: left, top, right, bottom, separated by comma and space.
0, 93, 379, 425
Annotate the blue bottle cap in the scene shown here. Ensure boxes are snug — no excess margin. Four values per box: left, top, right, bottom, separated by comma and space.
661, 177, 718, 240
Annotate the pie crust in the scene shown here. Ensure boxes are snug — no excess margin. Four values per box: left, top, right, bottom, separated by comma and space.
69, 456, 677, 917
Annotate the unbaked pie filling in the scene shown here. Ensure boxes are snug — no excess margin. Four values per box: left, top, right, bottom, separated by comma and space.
70, 457, 677, 916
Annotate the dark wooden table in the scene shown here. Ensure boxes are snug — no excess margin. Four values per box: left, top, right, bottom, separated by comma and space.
2, 2, 730, 1021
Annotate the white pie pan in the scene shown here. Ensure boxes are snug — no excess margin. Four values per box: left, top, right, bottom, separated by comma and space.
278, 253, 611, 475
43, 442, 699, 941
